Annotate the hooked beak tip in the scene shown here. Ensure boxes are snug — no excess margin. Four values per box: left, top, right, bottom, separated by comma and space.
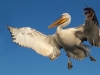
48, 25, 50, 28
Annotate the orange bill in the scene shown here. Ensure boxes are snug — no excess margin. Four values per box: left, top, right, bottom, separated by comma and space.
48, 16, 69, 28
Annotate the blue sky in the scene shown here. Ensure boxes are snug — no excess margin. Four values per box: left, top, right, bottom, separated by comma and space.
0, 0, 100, 75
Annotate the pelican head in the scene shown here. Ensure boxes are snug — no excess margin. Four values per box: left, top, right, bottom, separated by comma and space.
48, 13, 71, 28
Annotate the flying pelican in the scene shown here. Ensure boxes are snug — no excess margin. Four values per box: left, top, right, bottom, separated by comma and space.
7, 7, 99, 69
48, 7, 99, 69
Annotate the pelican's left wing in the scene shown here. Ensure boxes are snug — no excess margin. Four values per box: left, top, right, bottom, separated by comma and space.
83, 7, 100, 46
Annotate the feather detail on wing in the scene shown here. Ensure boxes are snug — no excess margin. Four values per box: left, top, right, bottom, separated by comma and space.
7, 25, 54, 57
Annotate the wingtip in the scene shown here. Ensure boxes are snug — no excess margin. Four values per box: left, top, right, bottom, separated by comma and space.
6, 25, 14, 32
6, 25, 10, 28
83, 6, 95, 20
83, 5, 93, 11
6, 25, 13, 29
6, 25, 9, 28
85, 4, 88, 7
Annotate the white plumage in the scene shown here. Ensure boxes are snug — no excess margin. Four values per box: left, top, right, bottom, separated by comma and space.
7, 7, 99, 69
7, 26, 61, 60
48, 7, 99, 69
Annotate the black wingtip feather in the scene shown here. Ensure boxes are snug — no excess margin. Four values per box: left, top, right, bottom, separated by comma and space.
83, 7, 94, 20
83, 6, 99, 26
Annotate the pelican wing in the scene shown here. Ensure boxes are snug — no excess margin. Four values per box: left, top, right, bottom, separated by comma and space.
83, 7, 100, 46
7, 26, 56, 57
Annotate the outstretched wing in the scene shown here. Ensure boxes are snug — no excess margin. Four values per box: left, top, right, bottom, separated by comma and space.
7, 25, 54, 57
83, 7, 100, 46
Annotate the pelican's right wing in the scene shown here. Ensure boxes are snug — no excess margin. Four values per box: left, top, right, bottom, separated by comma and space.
7, 26, 54, 57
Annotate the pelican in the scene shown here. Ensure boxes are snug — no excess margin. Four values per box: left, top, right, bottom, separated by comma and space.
48, 7, 99, 69
7, 7, 99, 69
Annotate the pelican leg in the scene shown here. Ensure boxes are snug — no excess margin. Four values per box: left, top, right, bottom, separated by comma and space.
68, 57, 73, 69
88, 54, 96, 62
79, 43, 96, 62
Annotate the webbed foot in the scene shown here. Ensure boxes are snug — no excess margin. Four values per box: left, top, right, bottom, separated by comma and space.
68, 62, 73, 69
89, 56, 96, 62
